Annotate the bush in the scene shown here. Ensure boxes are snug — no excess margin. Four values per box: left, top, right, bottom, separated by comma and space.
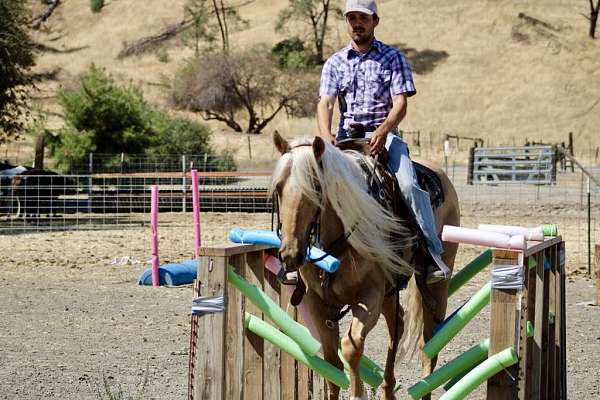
51, 65, 235, 172
271, 37, 309, 70
90, 0, 104, 13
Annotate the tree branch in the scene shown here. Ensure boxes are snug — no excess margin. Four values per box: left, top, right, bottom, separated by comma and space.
31, 0, 61, 30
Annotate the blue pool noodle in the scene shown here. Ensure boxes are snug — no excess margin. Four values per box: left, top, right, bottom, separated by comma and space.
138, 259, 197, 286
228, 228, 340, 273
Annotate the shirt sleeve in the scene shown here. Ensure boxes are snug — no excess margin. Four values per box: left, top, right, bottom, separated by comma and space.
390, 52, 417, 97
319, 58, 338, 97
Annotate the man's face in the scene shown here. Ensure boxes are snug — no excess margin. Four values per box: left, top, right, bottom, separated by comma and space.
346, 11, 378, 45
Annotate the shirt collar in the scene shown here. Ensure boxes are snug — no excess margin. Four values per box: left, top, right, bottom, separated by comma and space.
345, 39, 381, 59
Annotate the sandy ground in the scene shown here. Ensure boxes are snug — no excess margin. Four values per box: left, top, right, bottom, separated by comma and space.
1, 206, 599, 399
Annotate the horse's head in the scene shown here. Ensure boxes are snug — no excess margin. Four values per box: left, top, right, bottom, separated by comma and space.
271, 131, 326, 273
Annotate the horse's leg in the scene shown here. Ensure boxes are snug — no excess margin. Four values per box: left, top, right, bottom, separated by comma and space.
380, 293, 404, 400
419, 242, 458, 400
303, 289, 343, 400
341, 289, 383, 400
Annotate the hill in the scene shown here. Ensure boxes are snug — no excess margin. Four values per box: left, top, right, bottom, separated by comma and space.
14, 0, 600, 166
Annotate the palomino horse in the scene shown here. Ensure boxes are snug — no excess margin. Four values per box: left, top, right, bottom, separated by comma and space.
271, 132, 460, 400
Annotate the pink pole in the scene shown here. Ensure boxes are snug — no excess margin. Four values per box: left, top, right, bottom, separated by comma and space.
151, 185, 160, 287
263, 255, 321, 343
191, 169, 202, 259
442, 225, 526, 250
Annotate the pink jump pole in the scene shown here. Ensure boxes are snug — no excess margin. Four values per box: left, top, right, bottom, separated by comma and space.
191, 169, 202, 259
150, 185, 160, 287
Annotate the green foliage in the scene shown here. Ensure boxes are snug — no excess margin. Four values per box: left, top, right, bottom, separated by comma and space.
275, 0, 342, 64
0, 0, 35, 143
51, 65, 234, 172
95, 369, 147, 400
90, 0, 104, 13
271, 37, 309, 70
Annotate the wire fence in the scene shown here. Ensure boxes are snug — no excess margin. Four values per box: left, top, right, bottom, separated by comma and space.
1, 163, 598, 268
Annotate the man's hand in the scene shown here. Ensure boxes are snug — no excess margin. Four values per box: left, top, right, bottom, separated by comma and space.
369, 129, 387, 155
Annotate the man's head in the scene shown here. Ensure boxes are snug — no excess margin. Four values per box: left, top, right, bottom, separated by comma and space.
344, 0, 379, 47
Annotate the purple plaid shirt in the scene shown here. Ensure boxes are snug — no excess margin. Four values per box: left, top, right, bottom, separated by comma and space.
319, 39, 416, 139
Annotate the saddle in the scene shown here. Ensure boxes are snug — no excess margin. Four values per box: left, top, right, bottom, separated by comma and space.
336, 138, 444, 214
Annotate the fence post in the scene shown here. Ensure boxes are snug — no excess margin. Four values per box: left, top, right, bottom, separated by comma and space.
467, 146, 475, 185
87, 152, 93, 214
487, 249, 522, 400
596, 244, 600, 306
182, 155, 187, 213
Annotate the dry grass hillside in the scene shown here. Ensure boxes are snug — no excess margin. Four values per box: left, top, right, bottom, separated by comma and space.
12, 0, 600, 167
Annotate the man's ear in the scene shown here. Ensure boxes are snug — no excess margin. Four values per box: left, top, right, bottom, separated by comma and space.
273, 130, 289, 155
313, 136, 326, 161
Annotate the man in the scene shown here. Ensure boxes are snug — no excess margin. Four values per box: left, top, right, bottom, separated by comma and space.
317, 0, 449, 283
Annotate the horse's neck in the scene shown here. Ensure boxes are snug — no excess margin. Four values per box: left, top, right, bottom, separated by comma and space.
319, 202, 345, 247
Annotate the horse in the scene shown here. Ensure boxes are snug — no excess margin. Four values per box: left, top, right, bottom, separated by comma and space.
270, 132, 460, 400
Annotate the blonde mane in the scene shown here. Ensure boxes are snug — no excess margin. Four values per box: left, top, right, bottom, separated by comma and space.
271, 138, 414, 279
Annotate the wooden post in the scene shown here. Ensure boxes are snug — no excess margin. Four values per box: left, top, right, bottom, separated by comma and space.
487, 249, 522, 400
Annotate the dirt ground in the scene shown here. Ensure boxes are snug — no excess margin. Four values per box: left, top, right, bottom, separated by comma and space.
1, 206, 599, 400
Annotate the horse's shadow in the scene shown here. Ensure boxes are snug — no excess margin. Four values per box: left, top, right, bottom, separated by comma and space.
391, 42, 449, 75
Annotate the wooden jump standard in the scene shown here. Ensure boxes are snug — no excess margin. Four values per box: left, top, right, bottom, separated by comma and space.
188, 236, 566, 400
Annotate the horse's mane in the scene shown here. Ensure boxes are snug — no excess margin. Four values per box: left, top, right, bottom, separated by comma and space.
271, 138, 414, 279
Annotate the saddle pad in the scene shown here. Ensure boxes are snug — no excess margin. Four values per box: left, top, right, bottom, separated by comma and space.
413, 162, 444, 209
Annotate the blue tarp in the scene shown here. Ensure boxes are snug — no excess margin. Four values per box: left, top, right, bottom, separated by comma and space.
138, 259, 197, 286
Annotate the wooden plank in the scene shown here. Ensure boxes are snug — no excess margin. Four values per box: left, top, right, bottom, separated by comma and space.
225, 254, 245, 400
487, 249, 522, 400
518, 255, 537, 400
280, 283, 297, 400
296, 310, 310, 399
540, 249, 551, 400
243, 251, 265, 400
263, 264, 282, 400
200, 243, 272, 257
547, 245, 557, 400
558, 242, 567, 400
523, 236, 563, 257
195, 256, 227, 400
531, 249, 550, 399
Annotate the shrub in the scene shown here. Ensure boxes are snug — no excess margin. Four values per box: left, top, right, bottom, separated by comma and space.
271, 37, 309, 70
90, 0, 104, 13
50, 65, 235, 172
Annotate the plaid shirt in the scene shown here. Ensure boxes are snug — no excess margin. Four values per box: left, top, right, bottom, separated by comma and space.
319, 39, 416, 138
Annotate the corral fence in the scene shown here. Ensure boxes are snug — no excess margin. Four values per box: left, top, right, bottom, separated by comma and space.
467, 145, 557, 185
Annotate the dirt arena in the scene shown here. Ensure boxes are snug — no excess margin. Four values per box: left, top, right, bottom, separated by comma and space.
1, 204, 599, 400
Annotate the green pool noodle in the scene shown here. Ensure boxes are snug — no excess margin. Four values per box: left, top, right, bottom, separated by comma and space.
228, 265, 321, 356
423, 281, 491, 359
244, 313, 349, 389
439, 347, 518, 400
448, 249, 493, 297
542, 224, 558, 236
528, 257, 537, 270
443, 366, 474, 392
408, 339, 490, 399
336, 349, 384, 388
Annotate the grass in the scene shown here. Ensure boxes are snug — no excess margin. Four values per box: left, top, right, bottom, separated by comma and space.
94, 366, 149, 400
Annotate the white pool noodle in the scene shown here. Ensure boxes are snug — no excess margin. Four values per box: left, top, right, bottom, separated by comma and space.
442, 226, 526, 250
477, 224, 544, 241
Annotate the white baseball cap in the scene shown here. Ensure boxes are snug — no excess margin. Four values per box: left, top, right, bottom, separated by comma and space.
345, 0, 378, 16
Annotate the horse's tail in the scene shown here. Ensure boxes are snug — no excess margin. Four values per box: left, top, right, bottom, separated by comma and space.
396, 276, 423, 363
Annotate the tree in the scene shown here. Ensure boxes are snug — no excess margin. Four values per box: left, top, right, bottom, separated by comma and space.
0, 0, 35, 143
588, 0, 600, 38
171, 50, 319, 134
183, 0, 249, 55
275, 0, 342, 65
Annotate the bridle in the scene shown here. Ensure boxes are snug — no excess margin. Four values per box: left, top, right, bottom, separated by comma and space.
272, 142, 357, 281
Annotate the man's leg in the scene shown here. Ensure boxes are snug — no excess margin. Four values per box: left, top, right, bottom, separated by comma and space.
384, 134, 449, 281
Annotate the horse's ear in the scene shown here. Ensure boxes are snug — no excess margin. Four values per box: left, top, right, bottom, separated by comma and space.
313, 136, 326, 161
273, 130, 289, 154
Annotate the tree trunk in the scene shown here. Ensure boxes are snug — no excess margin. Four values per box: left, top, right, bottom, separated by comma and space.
591, 0, 600, 39
33, 134, 45, 170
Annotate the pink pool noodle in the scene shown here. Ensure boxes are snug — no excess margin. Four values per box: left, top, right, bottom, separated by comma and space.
191, 169, 202, 259
263, 255, 321, 343
150, 185, 160, 287
442, 225, 526, 250
477, 224, 544, 241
